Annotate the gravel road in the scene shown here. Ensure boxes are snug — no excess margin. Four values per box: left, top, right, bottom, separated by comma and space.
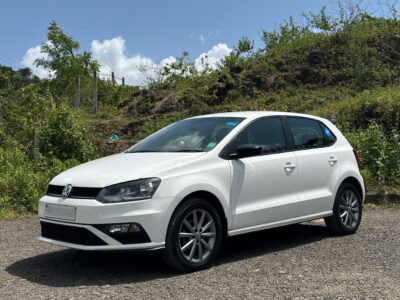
0, 209, 399, 299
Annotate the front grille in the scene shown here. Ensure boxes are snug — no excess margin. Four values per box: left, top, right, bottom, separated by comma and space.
46, 185, 63, 196
46, 185, 102, 199
40, 221, 107, 246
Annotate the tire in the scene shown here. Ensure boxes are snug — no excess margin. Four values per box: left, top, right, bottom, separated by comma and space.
325, 182, 363, 235
162, 198, 223, 272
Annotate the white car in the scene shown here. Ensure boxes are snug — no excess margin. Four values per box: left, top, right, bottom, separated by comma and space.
38, 112, 365, 271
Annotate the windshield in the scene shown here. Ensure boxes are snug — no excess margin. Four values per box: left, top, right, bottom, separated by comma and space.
127, 117, 244, 153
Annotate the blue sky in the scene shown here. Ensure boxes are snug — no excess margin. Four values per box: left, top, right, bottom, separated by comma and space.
0, 0, 395, 84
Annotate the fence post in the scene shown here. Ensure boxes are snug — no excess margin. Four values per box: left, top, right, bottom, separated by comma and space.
0, 101, 3, 124
111, 71, 115, 86
93, 70, 98, 114
33, 121, 40, 163
74, 75, 80, 110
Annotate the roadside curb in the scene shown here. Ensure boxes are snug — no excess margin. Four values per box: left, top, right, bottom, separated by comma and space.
365, 193, 400, 204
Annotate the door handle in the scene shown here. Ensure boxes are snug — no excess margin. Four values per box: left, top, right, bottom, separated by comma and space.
329, 156, 338, 166
284, 162, 296, 172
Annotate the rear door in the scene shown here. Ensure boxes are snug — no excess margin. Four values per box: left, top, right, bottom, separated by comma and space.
226, 117, 299, 229
285, 117, 340, 217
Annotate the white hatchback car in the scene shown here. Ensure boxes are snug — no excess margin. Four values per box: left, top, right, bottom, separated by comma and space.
39, 112, 365, 271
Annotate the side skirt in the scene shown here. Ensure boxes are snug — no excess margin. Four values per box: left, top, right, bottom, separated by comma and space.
228, 211, 333, 236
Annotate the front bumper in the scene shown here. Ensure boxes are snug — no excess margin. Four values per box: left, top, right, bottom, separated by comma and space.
39, 218, 165, 250
38, 195, 175, 250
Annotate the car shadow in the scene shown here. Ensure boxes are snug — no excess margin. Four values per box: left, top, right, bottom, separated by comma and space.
6, 222, 330, 287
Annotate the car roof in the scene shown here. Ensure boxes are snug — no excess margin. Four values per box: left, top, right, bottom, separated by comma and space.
190, 111, 327, 121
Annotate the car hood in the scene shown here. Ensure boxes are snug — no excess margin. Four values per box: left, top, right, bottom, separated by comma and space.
50, 152, 207, 187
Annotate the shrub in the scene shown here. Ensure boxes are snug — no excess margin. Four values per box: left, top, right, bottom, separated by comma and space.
39, 104, 96, 161
346, 123, 400, 191
0, 147, 45, 212
0, 147, 80, 214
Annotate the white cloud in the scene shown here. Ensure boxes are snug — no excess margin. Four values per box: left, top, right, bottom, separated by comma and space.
199, 34, 206, 45
20, 44, 49, 78
195, 43, 232, 71
160, 56, 177, 67
197, 30, 220, 45
91, 36, 157, 85
91, 37, 231, 84
21, 37, 232, 85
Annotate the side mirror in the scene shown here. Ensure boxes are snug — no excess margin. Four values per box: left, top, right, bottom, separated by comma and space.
229, 144, 263, 159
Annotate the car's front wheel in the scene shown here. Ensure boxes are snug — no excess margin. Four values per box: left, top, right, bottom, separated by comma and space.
162, 198, 223, 271
325, 182, 363, 235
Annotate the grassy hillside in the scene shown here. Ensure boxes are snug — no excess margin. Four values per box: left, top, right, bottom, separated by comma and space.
114, 14, 400, 192
121, 15, 400, 127
1, 7, 400, 218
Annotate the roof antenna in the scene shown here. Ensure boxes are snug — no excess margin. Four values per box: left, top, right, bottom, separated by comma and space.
329, 114, 337, 125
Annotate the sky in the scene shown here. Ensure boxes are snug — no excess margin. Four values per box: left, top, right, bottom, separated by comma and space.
0, 0, 396, 85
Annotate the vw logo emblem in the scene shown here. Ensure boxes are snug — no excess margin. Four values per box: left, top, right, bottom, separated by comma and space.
61, 184, 73, 199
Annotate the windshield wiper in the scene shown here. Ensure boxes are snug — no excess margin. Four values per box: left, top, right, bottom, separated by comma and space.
127, 150, 159, 153
172, 149, 204, 152
128, 149, 204, 153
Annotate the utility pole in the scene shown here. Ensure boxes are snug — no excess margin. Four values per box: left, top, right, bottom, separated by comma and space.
111, 71, 115, 86
74, 75, 80, 110
93, 70, 98, 114
122, 77, 125, 86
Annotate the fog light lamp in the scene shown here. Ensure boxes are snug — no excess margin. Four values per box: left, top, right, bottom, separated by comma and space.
108, 223, 140, 234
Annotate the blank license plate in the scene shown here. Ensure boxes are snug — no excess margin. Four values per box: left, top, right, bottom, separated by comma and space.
44, 204, 77, 221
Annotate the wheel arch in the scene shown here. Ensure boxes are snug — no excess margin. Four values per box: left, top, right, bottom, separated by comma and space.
170, 190, 228, 238
339, 176, 364, 203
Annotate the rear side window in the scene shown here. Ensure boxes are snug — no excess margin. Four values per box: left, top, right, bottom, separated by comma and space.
287, 117, 326, 149
227, 117, 286, 154
321, 123, 336, 146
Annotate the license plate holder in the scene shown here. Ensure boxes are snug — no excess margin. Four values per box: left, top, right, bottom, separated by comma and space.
44, 204, 77, 221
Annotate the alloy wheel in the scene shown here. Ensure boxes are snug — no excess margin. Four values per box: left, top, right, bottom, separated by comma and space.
178, 209, 216, 263
338, 190, 360, 229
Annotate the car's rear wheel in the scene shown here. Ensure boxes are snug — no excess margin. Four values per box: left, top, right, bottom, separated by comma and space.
162, 198, 223, 271
325, 182, 363, 235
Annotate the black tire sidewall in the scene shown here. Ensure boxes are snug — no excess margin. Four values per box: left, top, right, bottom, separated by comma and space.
165, 198, 223, 271
333, 183, 363, 234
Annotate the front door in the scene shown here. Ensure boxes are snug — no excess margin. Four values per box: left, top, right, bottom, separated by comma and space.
228, 117, 299, 229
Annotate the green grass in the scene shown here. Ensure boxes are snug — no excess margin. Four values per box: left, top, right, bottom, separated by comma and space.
0, 208, 29, 221
364, 203, 400, 210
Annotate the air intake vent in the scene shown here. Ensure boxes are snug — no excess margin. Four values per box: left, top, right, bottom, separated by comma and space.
41, 221, 107, 246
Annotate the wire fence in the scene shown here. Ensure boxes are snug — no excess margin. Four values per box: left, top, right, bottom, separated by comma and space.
98, 72, 125, 85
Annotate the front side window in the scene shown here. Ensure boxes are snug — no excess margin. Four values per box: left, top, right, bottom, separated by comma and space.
127, 117, 244, 153
287, 117, 326, 149
226, 117, 286, 155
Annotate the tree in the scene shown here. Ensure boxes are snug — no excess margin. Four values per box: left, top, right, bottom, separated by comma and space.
35, 21, 98, 96
302, 6, 339, 32
161, 51, 197, 82
235, 37, 254, 56
261, 16, 309, 53
0, 65, 39, 90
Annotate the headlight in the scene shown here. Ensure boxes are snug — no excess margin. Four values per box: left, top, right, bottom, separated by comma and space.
96, 178, 161, 203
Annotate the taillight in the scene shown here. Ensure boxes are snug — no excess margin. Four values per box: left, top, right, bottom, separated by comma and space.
353, 149, 361, 168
